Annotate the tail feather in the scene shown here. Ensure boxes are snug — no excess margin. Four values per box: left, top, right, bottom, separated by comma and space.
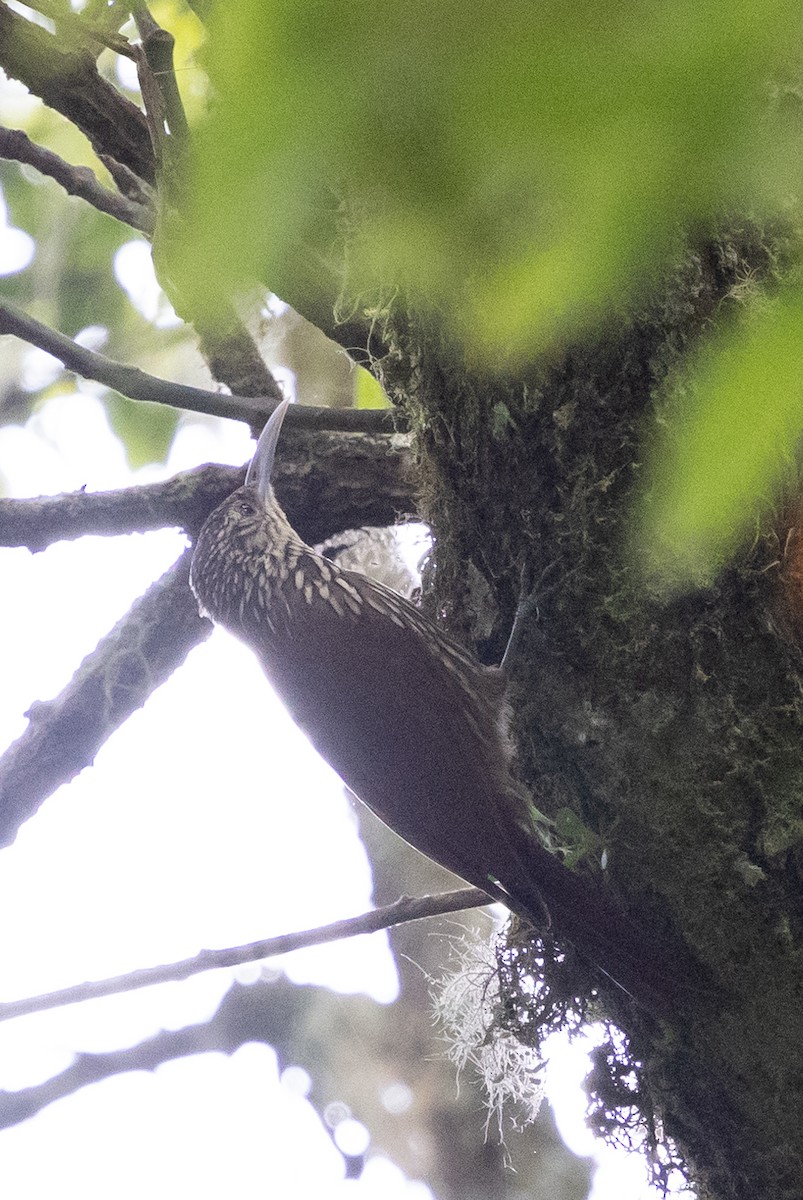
492, 820, 688, 1018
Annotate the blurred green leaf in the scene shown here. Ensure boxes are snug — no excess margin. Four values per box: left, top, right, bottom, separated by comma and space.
105, 394, 180, 468
638, 283, 803, 590
553, 807, 600, 868
354, 365, 390, 409
179, 0, 801, 362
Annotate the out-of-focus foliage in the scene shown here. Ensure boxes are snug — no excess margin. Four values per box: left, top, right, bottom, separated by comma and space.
176, 0, 803, 589
354, 366, 389, 410
105, 394, 181, 467
182, 0, 800, 362
3, 0, 803, 577
640, 285, 803, 588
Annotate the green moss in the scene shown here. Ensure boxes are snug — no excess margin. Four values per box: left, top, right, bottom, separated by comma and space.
363, 224, 803, 1197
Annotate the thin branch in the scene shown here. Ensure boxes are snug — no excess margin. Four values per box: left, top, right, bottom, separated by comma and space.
0, 976, 357, 1136
0, 298, 399, 433
0, 888, 491, 1026
120, 4, 287, 404
0, 549, 210, 846
0, 1022, 212, 1131
0, 125, 154, 233
186, 311, 286, 407
0, 978, 288, 1131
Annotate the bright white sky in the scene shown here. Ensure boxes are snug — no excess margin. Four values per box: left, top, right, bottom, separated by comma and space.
0, 151, 683, 1197
0, 394, 682, 1200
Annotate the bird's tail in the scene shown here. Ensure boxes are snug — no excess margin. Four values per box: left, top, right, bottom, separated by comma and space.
493, 815, 693, 1018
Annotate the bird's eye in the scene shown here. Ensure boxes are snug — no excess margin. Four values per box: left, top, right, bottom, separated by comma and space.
237, 501, 255, 517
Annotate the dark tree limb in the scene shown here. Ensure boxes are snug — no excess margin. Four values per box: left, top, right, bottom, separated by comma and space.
0, 298, 398, 433
0, 2, 154, 184
0, 888, 488, 1026
0, 125, 154, 233
0, 977, 374, 1177
0, 427, 416, 550
0, 465, 243, 550
0, 549, 209, 846
0, 978, 284, 1132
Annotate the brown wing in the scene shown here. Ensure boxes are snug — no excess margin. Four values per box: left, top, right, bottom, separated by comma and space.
192, 491, 680, 1011
249, 557, 521, 892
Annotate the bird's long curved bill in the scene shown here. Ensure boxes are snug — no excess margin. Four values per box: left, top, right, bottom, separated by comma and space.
246, 400, 291, 497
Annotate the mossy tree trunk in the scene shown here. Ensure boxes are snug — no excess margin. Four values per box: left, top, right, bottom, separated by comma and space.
369, 231, 803, 1200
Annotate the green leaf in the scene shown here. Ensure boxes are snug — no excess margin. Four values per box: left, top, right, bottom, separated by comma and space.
105, 394, 180, 468
354, 366, 390, 409
638, 283, 803, 590
177, 0, 801, 363
553, 807, 600, 868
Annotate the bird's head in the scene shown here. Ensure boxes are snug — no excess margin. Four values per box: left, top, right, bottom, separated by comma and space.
189, 400, 295, 625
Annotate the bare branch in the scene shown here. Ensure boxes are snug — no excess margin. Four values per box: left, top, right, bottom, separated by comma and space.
0, 549, 210, 846
0, 125, 154, 233
0, 427, 416, 550
0, 981, 271, 1131
0, 465, 240, 549
0, 1026, 209, 1131
0, 2, 154, 184
0, 976, 357, 1134
0, 298, 398, 433
0, 888, 490, 1026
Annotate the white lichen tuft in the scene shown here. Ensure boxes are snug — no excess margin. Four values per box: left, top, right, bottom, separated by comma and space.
433, 931, 547, 1138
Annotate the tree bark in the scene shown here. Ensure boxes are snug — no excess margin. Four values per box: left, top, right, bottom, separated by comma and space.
373, 231, 803, 1200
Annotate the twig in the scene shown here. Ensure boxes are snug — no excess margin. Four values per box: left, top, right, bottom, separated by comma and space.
0, 126, 154, 233
0, 298, 398, 433
0, 976, 368, 1136
0, 978, 301, 1131
0, 888, 491, 1025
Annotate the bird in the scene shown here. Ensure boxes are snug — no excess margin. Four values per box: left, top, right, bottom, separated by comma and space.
189, 400, 677, 1016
